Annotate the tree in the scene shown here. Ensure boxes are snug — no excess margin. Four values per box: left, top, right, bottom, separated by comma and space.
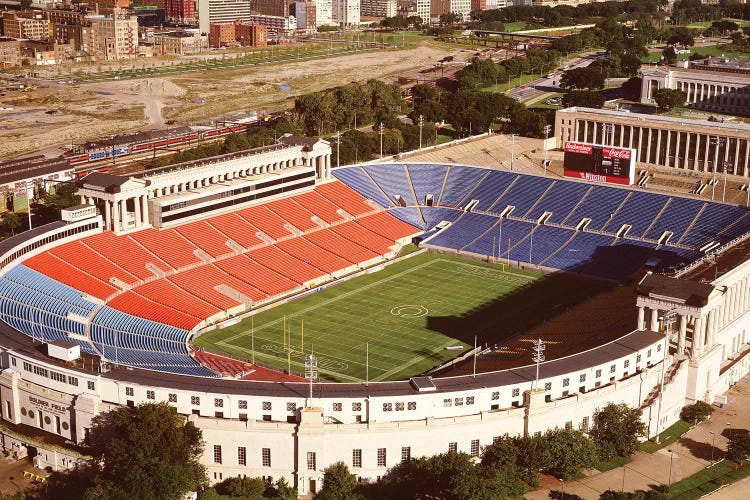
560, 67, 605, 90
85, 402, 207, 500
590, 403, 647, 460
544, 428, 598, 480
217, 476, 265, 498
679, 401, 712, 424
319, 461, 360, 500
662, 46, 677, 65
271, 477, 298, 500
653, 88, 687, 111
727, 432, 750, 463
44, 182, 80, 209
711, 20, 738, 35
1, 212, 21, 236
667, 27, 694, 49
562, 90, 605, 109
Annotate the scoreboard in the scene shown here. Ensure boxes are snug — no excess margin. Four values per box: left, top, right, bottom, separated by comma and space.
563, 142, 636, 186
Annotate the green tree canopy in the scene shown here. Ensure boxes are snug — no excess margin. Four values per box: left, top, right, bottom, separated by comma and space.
560, 66, 605, 90
590, 403, 647, 460
562, 90, 605, 109
654, 88, 687, 111
544, 428, 598, 480
727, 431, 750, 463
319, 461, 360, 500
85, 402, 207, 500
0, 212, 21, 236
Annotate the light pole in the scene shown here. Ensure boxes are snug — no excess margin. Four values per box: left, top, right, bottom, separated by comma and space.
379, 122, 384, 159
510, 134, 517, 171
711, 137, 724, 201
531, 338, 545, 390
543, 124, 552, 176
418, 114, 424, 150
668, 449, 674, 485
559, 478, 564, 500
710, 431, 716, 463
335, 130, 341, 168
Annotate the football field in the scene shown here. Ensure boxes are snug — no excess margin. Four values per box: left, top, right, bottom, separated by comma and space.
194, 252, 541, 382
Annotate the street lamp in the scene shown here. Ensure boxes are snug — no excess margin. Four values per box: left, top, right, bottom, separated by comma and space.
418, 114, 424, 150
668, 449, 675, 485
559, 478, 564, 500
710, 431, 716, 463
379, 122, 384, 159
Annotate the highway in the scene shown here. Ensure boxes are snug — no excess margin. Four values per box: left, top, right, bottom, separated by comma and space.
505, 52, 606, 102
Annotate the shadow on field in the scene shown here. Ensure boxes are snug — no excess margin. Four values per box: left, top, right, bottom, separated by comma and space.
426, 271, 614, 347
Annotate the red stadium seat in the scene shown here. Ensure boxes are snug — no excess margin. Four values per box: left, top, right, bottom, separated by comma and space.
316, 182, 375, 216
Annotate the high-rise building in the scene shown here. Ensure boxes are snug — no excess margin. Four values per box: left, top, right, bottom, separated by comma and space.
165, 0, 197, 23
332, 0, 359, 26
295, 0, 317, 30
198, 0, 253, 34
236, 23, 268, 46
316, 0, 333, 25
470, 0, 485, 11
87, 9, 138, 60
415, 0, 430, 24
360, 0, 396, 18
209, 22, 236, 46
251, 0, 289, 17
2, 12, 52, 41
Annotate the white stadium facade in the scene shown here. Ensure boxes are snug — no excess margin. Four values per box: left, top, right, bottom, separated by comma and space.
0, 133, 750, 496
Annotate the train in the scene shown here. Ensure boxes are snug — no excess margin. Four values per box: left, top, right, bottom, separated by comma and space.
63, 114, 279, 167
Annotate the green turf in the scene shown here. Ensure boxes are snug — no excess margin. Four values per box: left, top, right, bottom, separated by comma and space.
194, 252, 542, 382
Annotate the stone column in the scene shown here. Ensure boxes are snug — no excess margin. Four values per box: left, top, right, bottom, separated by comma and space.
650, 308, 659, 332
655, 129, 662, 164
134, 196, 142, 228
141, 195, 149, 227
119, 199, 126, 231
678, 314, 687, 354
584, 121, 589, 142
683, 133, 691, 170
104, 200, 112, 230
112, 200, 120, 233
629, 126, 634, 149
703, 135, 711, 172
637, 306, 645, 331
646, 128, 653, 164
674, 131, 681, 170
664, 130, 672, 167
693, 316, 704, 356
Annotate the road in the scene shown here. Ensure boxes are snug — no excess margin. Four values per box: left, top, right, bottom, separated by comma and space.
505, 52, 606, 102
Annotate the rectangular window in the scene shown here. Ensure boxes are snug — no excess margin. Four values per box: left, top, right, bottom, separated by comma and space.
466, 397, 474, 405
169, 393, 177, 403
87, 381, 95, 390
581, 416, 590, 432
562, 378, 569, 387
455, 397, 464, 406
11, 358, 15, 367
395, 402, 404, 411
287, 402, 296, 412
333, 402, 342, 411
377, 448, 386, 467
23, 362, 31, 372
352, 449, 362, 468
352, 402, 362, 411
147, 390, 155, 400
68, 376, 78, 386
545, 382, 552, 391
262, 448, 271, 467
262, 401, 272, 411
595, 369, 602, 378
624, 360, 630, 368
50, 371, 66, 383
191, 396, 200, 405
470, 439, 480, 457
610, 364, 616, 373
565, 421, 573, 430
448, 442, 457, 453
307, 452, 316, 471
238, 400, 247, 409
383, 403, 392, 412
579, 374, 586, 383
238, 446, 246, 466
215, 398, 223, 408
33, 366, 48, 378
512, 388, 520, 397
213, 445, 222, 464
408, 402, 416, 410
401, 447, 411, 463
443, 398, 452, 407
491, 391, 499, 400
125, 387, 134, 396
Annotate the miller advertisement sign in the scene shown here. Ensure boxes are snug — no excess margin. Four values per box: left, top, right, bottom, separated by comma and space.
563, 142, 636, 186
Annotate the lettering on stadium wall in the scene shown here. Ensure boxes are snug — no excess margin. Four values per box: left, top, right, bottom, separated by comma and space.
27, 395, 68, 415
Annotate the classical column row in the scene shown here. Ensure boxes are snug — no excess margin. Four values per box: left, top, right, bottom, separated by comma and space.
98, 195, 149, 233
676, 80, 749, 109
569, 118, 749, 176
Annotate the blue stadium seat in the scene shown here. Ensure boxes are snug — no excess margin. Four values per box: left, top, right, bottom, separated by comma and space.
407, 164, 449, 203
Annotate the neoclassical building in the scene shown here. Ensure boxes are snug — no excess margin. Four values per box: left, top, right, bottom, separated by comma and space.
641, 58, 750, 117
77, 135, 332, 233
554, 107, 750, 175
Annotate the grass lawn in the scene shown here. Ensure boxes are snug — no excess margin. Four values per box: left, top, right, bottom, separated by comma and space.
594, 455, 630, 472
195, 252, 541, 382
642, 44, 750, 64
505, 22, 528, 32
482, 74, 542, 94
528, 93, 565, 110
668, 460, 750, 499
639, 420, 692, 453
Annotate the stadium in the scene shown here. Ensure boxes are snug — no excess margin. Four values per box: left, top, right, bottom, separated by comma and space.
1, 135, 750, 496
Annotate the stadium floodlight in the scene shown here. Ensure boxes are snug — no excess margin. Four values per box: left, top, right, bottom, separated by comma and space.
418, 115, 424, 150
531, 338, 546, 390
305, 354, 318, 405
543, 125, 552, 176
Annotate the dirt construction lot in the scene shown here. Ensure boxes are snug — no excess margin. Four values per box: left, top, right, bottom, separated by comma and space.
0, 44, 460, 159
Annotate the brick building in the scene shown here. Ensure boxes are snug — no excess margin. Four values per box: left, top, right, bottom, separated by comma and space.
165, 0, 196, 23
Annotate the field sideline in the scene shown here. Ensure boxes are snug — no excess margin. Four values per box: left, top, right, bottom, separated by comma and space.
194, 252, 541, 382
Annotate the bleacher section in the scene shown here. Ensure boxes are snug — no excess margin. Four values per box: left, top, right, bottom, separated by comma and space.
91, 307, 214, 377
333, 164, 750, 280
0, 266, 98, 354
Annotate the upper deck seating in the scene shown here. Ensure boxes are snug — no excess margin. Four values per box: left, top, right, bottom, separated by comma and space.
407, 164, 449, 204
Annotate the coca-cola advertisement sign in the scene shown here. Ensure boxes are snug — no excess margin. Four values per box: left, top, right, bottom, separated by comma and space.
563, 141, 636, 186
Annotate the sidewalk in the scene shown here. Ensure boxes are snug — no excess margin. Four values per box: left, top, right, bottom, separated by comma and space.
525, 374, 750, 499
